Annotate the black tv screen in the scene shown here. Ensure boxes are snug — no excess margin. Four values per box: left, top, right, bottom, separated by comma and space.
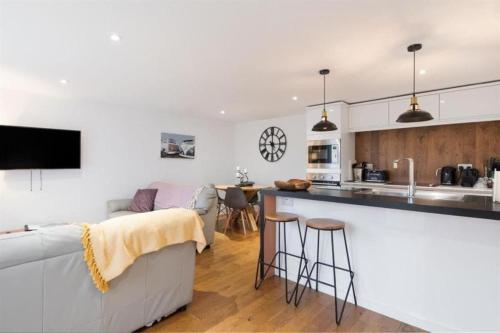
0, 125, 81, 170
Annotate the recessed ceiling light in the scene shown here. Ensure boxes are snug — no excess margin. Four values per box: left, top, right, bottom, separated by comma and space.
419, 69, 427, 75
59, 79, 68, 85
292, 96, 298, 101
220, 110, 225, 114
109, 33, 121, 42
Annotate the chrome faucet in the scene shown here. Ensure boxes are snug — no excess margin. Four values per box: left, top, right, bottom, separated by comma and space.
393, 158, 416, 198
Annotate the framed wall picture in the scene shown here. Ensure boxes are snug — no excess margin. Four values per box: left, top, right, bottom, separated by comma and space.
161, 132, 195, 159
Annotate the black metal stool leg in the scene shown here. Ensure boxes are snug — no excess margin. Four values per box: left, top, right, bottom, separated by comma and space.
330, 230, 339, 324
258, 215, 266, 280
333, 228, 357, 325
278, 222, 282, 278
316, 229, 320, 291
295, 221, 312, 289
295, 261, 318, 306
255, 218, 271, 290
284, 222, 294, 304
293, 224, 305, 305
254, 248, 263, 289
342, 228, 357, 306
294, 221, 305, 296
254, 218, 265, 289
255, 249, 281, 289
294, 225, 312, 306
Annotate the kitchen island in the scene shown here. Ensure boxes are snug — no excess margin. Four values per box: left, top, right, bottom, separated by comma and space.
258, 187, 500, 331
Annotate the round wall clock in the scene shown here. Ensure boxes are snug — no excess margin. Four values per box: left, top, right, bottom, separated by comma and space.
259, 126, 287, 162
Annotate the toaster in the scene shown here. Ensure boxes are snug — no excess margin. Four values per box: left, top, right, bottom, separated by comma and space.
460, 167, 479, 187
364, 170, 389, 183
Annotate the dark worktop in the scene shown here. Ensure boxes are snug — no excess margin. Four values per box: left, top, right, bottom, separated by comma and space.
261, 187, 500, 221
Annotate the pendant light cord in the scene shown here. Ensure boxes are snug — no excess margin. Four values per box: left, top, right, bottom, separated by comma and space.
413, 51, 416, 96
323, 74, 326, 109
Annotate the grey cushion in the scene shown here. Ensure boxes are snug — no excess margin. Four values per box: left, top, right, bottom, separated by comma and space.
107, 199, 132, 217
194, 184, 217, 211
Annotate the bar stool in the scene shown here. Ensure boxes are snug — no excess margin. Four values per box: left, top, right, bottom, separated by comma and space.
294, 218, 357, 325
254, 212, 310, 303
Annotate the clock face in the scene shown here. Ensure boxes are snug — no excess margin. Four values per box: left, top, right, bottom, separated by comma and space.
259, 126, 287, 162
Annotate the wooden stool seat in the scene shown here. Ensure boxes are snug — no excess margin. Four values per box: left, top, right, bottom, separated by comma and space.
306, 218, 345, 230
265, 212, 299, 222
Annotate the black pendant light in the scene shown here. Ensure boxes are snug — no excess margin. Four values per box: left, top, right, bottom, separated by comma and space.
396, 43, 434, 123
312, 69, 338, 131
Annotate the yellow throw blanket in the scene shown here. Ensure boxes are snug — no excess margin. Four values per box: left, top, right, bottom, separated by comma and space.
81, 208, 206, 293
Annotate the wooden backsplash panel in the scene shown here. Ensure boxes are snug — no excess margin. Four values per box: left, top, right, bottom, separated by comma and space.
355, 121, 500, 184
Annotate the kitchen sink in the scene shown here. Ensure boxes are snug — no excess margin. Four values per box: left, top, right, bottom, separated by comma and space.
356, 189, 407, 197
356, 188, 465, 201
413, 191, 465, 201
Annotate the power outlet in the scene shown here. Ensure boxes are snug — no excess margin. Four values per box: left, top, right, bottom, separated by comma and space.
458, 163, 473, 171
280, 197, 294, 207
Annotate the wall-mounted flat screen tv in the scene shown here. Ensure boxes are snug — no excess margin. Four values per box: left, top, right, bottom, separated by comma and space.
0, 125, 81, 170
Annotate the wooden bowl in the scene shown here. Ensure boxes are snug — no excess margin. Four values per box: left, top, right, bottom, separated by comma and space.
274, 179, 312, 191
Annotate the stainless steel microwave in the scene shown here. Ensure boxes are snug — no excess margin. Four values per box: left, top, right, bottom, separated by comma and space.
307, 139, 340, 169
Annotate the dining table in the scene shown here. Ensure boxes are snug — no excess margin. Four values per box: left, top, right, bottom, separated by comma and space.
214, 184, 270, 232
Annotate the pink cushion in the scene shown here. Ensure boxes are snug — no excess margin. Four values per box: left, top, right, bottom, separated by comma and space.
148, 182, 197, 210
129, 189, 158, 212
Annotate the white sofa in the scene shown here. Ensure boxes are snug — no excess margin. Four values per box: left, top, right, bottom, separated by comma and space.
0, 224, 195, 333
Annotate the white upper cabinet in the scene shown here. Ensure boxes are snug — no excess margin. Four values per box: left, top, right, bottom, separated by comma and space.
388, 93, 440, 127
347, 83, 500, 132
349, 101, 389, 132
439, 85, 500, 121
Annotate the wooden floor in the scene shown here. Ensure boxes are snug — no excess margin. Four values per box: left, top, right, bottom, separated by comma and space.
147, 224, 422, 332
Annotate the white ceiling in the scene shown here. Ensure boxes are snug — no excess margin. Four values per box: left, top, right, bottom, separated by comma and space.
1, 0, 499, 122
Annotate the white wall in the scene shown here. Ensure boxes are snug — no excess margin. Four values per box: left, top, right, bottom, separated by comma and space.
233, 114, 306, 185
0, 89, 234, 230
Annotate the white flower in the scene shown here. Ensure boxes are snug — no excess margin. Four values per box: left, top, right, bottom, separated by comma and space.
236, 166, 240, 171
